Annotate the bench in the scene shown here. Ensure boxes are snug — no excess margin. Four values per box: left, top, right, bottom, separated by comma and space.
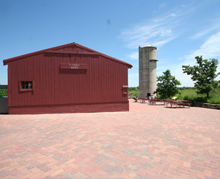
148, 99, 166, 105
138, 97, 148, 103
164, 99, 176, 106
167, 100, 193, 108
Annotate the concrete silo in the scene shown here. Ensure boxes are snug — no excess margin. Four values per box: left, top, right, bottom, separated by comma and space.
139, 45, 158, 98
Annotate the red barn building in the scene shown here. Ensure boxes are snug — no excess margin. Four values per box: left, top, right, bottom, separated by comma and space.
3, 42, 132, 114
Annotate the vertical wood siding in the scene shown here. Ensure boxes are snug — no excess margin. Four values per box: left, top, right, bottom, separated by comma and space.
8, 45, 129, 108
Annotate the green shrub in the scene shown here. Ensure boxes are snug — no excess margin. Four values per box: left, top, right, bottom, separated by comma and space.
193, 96, 207, 103
177, 93, 184, 100
183, 95, 192, 100
208, 98, 220, 104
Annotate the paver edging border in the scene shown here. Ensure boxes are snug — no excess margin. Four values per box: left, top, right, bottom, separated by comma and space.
193, 102, 220, 110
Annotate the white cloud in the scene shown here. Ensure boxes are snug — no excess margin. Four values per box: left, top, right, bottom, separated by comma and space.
186, 31, 220, 60
158, 3, 166, 10
190, 17, 220, 40
153, 37, 175, 47
192, 27, 217, 39
120, 17, 176, 49
119, 4, 197, 49
128, 52, 138, 60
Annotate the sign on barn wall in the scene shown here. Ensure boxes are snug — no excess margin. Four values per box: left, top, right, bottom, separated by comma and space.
0, 89, 8, 98
60, 63, 88, 70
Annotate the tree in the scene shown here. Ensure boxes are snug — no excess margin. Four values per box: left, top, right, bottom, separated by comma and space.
155, 69, 181, 99
182, 56, 220, 98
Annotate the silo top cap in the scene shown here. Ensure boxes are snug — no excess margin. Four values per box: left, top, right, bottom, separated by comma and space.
144, 44, 156, 48
139, 45, 157, 49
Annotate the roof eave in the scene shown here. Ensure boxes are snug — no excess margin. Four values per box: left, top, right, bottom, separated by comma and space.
3, 42, 77, 65
3, 42, 133, 68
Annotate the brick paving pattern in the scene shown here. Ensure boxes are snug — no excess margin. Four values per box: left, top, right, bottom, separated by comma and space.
0, 99, 220, 178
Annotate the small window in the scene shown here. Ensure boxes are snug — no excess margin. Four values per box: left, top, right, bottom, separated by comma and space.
19, 81, 33, 92
21, 81, 32, 89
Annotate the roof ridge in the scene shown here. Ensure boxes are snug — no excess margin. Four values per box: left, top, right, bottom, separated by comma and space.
3, 42, 132, 68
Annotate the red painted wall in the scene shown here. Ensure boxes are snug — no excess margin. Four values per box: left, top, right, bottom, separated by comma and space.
4, 43, 132, 114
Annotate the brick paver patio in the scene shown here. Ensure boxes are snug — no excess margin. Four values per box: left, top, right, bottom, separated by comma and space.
0, 100, 220, 178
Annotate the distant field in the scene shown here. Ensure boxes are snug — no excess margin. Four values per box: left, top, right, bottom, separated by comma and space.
176, 88, 220, 104
129, 86, 220, 104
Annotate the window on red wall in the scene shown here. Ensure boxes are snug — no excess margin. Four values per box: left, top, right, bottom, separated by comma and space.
19, 81, 33, 92
21, 81, 32, 89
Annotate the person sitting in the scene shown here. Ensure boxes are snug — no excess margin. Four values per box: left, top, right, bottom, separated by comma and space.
133, 96, 138, 102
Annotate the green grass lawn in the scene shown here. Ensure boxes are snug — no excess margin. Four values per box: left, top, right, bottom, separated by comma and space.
176, 88, 220, 104
129, 86, 220, 104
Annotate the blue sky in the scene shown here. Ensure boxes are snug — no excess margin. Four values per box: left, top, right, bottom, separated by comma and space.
1, 0, 220, 87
